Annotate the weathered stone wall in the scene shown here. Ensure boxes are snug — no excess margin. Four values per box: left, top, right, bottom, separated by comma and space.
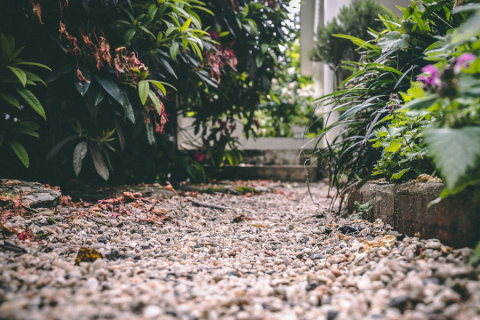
348, 182, 479, 248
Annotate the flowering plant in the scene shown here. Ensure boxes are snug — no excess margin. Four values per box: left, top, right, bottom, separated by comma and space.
400, 4, 480, 197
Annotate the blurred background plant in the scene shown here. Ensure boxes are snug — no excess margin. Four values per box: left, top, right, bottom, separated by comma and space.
309, 0, 386, 85
254, 40, 321, 137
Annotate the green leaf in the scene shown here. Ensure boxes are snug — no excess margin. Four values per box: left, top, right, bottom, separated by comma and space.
120, 91, 135, 124
46, 135, 79, 161
125, 29, 136, 45
7, 66, 27, 87
8, 138, 29, 168
170, 41, 179, 60
148, 90, 163, 115
95, 90, 105, 106
354, 201, 373, 214
269, 51, 278, 64
95, 74, 124, 106
165, 26, 177, 37
13, 62, 51, 70
0, 92, 20, 109
73, 141, 88, 177
74, 65, 91, 96
89, 143, 109, 181
1, 33, 11, 62
377, 31, 410, 52
255, 52, 264, 68
139, 26, 156, 39
269, 90, 280, 104
385, 140, 402, 153
391, 168, 411, 180
148, 80, 169, 95
401, 95, 438, 110
15, 87, 46, 120
8, 46, 24, 64
425, 127, 480, 191
145, 119, 155, 145
24, 71, 47, 87
138, 80, 149, 105
181, 18, 192, 32
260, 43, 268, 54
14, 121, 40, 137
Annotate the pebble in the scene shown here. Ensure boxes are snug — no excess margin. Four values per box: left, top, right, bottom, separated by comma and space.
0, 181, 478, 320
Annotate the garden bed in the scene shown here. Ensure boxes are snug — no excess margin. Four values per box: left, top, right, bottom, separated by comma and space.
347, 181, 479, 248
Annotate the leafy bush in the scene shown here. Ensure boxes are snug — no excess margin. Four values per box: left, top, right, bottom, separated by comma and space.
0, 33, 50, 168
0, 0, 293, 184
311, 0, 467, 194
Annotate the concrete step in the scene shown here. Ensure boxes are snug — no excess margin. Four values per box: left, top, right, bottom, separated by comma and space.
216, 165, 318, 182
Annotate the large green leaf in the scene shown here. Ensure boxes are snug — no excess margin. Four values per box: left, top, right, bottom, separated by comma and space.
120, 91, 135, 124
15, 87, 46, 120
1, 33, 11, 62
73, 141, 88, 177
148, 90, 162, 115
8, 138, 29, 168
13, 62, 51, 70
95, 74, 125, 106
138, 80, 149, 105
89, 143, 109, 181
170, 41, 179, 60
46, 135, 78, 161
7, 66, 27, 87
401, 95, 438, 110
0, 92, 20, 109
378, 31, 410, 52
425, 127, 480, 191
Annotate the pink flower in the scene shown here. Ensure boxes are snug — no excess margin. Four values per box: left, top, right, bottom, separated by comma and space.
418, 65, 442, 91
454, 53, 476, 74
209, 30, 219, 40
195, 151, 206, 162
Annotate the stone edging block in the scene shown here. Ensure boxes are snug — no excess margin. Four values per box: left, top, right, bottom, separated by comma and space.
348, 182, 479, 248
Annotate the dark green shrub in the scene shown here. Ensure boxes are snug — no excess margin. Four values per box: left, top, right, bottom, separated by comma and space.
0, 0, 293, 184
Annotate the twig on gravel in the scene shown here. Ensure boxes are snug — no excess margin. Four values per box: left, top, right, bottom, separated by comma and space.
186, 198, 233, 210
85, 215, 111, 227
0, 241, 27, 254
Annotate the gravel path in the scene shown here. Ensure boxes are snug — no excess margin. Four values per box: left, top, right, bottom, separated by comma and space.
1, 181, 479, 320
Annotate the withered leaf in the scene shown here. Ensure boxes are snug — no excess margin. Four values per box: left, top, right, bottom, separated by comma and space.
162, 184, 178, 196
75, 247, 102, 265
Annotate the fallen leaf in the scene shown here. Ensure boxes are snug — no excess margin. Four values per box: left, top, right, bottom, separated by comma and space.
362, 235, 396, 251
264, 250, 274, 257
151, 207, 168, 215
251, 224, 266, 228
414, 232, 421, 237
17, 232, 30, 241
162, 184, 178, 196
75, 247, 102, 265
232, 214, 246, 223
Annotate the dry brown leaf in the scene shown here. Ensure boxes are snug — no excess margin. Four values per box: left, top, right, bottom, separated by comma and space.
151, 207, 168, 215
251, 224, 266, 228
75, 247, 102, 265
362, 235, 396, 252
162, 185, 178, 196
